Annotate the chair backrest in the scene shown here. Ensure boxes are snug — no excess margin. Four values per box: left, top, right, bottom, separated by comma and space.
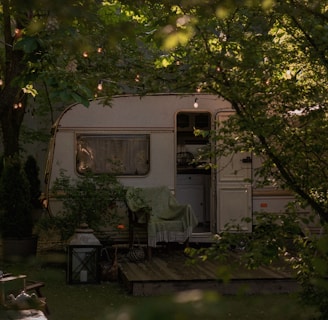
126, 186, 184, 220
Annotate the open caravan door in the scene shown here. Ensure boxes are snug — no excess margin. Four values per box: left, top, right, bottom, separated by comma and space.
216, 111, 252, 233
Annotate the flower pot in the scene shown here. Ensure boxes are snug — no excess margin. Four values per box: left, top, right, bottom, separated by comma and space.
2, 235, 38, 262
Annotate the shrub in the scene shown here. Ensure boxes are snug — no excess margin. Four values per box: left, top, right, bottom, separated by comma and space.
47, 170, 126, 239
186, 211, 328, 319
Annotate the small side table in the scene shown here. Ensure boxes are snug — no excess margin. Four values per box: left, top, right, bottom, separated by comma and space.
0, 274, 26, 306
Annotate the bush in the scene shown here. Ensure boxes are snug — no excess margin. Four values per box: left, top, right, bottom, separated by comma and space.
187, 211, 328, 319
290, 225, 328, 320
48, 170, 127, 239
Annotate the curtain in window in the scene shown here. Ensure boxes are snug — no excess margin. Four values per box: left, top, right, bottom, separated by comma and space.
76, 135, 149, 175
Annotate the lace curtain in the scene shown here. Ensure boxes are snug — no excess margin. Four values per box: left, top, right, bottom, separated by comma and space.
76, 134, 150, 175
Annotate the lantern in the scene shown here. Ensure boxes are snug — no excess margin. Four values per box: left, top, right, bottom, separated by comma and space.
67, 223, 101, 284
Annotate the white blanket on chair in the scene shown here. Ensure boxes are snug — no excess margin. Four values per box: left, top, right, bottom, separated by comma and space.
126, 186, 198, 247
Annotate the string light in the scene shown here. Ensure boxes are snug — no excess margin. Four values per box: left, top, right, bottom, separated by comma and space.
13, 102, 23, 109
82, 51, 88, 58
97, 81, 103, 91
14, 28, 22, 39
0, 79, 3, 86
96, 79, 116, 92
193, 98, 199, 109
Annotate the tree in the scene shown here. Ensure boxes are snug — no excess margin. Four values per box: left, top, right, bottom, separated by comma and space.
1, 0, 327, 316
124, 0, 328, 224
133, 1, 328, 317
3, 0, 327, 234
0, 0, 165, 159
0, 1, 84, 157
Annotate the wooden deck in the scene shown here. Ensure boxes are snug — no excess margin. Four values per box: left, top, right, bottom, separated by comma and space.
117, 247, 299, 296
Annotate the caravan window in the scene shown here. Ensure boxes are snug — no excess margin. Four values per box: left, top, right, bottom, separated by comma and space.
76, 134, 150, 175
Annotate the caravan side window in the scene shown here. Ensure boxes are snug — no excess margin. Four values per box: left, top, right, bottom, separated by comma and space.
76, 134, 150, 175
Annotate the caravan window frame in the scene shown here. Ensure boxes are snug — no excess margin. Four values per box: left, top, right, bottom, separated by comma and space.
75, 133, 150, 176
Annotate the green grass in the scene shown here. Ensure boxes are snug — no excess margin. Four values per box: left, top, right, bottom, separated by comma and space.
2, 259, 319, 320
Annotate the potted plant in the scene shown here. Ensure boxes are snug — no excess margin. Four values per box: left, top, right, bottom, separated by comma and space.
0, 156, 38, 261
39, 170, 127, 242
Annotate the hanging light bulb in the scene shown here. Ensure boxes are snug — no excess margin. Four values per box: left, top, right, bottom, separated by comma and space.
97, 81, 103, 91
193, 98, 199, 109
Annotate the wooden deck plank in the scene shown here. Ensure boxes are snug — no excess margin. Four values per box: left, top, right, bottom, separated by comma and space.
117, 249, 299, 296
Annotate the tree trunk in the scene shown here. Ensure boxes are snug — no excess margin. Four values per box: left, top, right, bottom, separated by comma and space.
0, 101, 25, 157
0, 0, 27, 158
0, 61, 26, 157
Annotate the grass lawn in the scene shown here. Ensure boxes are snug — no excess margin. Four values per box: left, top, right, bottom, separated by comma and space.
2, 258, 319, 320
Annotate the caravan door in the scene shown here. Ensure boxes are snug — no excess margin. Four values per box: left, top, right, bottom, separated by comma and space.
216, 111, 252, 232
175, 111, 212, 235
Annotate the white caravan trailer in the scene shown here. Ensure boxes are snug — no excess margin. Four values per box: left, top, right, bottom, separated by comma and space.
44, 93, 301, 242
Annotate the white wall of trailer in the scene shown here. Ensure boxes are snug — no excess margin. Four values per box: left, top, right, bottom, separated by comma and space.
45, 93, 313, 242
46, 93, 229, 189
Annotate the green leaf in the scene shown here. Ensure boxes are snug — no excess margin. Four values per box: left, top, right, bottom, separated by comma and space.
317, 237, 328, 254
313, 257, 328, 277
14, 36, 39, 53
71, 92, 90, 107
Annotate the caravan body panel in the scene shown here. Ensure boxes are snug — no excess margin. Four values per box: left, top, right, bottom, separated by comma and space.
45, 94, 306, 240
47, 94, 229, 191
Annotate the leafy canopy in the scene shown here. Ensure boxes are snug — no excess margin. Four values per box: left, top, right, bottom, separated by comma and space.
123, 0, 328, 223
